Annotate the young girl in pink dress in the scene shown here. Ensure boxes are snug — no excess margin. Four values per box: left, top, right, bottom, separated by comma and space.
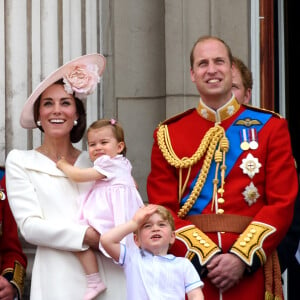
57, 118, 144, 300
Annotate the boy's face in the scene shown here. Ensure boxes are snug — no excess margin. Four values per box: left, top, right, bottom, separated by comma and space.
134, 212, 175, 256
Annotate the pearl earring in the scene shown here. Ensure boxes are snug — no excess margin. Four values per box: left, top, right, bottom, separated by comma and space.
36, 120, 41, 127
74, 120, 78, 126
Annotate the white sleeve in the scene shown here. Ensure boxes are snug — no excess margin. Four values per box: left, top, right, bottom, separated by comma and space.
93, 155, 121, 180
5, 150, 89, 251
184, 258, 204, 294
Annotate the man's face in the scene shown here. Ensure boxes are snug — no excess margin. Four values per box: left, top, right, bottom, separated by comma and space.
190, 39, 233, 108
232, 65, 251, 104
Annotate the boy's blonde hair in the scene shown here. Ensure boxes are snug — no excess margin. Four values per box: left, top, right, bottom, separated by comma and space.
155, 205, 175, 231
135, 205, 175, 234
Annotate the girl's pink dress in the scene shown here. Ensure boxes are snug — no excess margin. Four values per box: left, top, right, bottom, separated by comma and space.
78, 154, 144, 250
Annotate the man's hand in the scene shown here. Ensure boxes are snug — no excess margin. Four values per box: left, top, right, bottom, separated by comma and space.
206, 253, 246, 292
0, 276, 17, 300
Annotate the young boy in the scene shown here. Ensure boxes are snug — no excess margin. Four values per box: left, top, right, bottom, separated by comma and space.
101, 204, 204, 300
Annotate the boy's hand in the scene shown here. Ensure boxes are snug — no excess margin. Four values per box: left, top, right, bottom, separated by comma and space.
132, 204, 158, 228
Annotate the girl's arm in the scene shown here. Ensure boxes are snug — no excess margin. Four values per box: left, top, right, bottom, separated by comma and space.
187, 287, 204, 300
57, 157, 105, 182
101, 205, 155, 261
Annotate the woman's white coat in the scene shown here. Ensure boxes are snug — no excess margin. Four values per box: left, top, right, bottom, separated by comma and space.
6, 149, 125, 300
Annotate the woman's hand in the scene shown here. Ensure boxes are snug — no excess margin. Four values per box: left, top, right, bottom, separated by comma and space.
83, 227, 101, 250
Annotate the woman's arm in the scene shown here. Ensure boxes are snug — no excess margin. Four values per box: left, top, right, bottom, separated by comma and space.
84, 227, 101, 250
6, 150, 90, 251
57, 157, 105, 182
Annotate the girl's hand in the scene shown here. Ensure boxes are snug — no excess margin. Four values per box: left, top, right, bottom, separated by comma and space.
56, 156, 68, 169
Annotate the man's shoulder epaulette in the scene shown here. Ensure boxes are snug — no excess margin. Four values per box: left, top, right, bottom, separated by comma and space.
158, 108, 196, 128
243, 104, 283, 119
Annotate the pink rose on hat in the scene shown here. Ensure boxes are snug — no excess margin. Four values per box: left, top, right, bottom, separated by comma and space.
63, 64, 100, 100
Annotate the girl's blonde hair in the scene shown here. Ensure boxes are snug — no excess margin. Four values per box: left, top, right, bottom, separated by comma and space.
87, 119, 127, 155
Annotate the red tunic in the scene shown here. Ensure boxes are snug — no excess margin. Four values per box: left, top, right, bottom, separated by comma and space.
0, 167, 27, 299
147, 99, 298, 300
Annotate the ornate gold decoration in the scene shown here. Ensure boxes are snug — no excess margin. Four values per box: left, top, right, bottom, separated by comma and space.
157, 123, 229, 218
12, 261, 26, 297
230, 221, 275, 265
235, 118, 261, 127
1, 261, 26, 298
176, 225, 221, 265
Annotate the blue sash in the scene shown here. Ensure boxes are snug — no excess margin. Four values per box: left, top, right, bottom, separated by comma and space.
0, 168, 4, 181
181, 109, 272, 215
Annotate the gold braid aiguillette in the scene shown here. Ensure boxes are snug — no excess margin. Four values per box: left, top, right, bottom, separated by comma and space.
157, 123, 228, 218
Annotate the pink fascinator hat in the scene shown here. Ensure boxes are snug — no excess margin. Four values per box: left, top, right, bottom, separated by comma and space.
20, 53, 106, 129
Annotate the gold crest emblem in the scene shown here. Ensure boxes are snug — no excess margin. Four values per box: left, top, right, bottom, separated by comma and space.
235, 118, 261, 127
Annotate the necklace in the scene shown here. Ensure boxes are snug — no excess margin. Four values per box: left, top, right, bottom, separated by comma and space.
36, 145, 80, 164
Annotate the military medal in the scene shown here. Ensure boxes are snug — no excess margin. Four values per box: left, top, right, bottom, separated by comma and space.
240, 142, 249, 151
249, 141, 258, 150
242, 182, 260, 206
240, 153, 262, 178
240, 129, 250, 150
249, 128, 258, 150
0, 190, 6, 200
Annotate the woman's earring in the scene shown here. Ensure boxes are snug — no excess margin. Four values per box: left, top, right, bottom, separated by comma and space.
36, 120, 41, 127
74, 120, 78, 126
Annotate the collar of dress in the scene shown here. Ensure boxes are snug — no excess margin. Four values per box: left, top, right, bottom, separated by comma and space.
23, 150, 90, 176
196, 95, 240, 123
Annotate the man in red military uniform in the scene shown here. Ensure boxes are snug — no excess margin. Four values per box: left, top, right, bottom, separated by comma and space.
0, 166, 27, 299
147, 36, 298, 300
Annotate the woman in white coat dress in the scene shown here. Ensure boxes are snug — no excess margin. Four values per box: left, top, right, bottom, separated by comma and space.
5, 54, 126, 300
